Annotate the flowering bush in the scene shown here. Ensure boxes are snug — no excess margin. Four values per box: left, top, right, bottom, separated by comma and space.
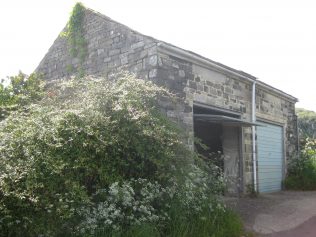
0, 73, 178, 235
179, 163, 224, 212
0, 73, 236, 236
76, 163, 225, 235
285, 138, 316, 190
76, 179, 172, 235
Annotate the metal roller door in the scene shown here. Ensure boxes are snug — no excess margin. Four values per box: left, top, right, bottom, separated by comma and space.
257, 122, 283, 193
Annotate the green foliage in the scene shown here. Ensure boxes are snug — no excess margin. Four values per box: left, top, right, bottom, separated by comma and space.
163, 199, 242, 237
284, 138, 316, 190
296, 108, 316, 139
0, 72, 43, 106
93, 223, 160, 237
296, 108, 316, 120
0, 73, 241, 236
294, 108, 316, 190
88, 205, 243, 237
61, 2, 87, 78
0, 72, 44, 120
0, 74, 178, 235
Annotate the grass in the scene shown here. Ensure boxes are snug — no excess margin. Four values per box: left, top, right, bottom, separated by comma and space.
83, 204, 243, 237
284, 158, 316, 190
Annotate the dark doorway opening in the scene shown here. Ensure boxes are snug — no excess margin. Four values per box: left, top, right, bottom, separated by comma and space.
193, 105, 240, 168
194, 120, 223, 168
193, 104, 242, 194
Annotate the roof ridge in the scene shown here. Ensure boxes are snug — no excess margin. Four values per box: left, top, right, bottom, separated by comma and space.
82, 7, 297, 101
84, 7, 160, 43
84, 8, 257, 80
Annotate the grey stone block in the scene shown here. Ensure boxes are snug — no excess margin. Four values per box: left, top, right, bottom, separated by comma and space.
149, 69, 157, 78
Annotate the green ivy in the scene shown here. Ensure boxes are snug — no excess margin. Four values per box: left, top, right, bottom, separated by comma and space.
62, 2, 87, 78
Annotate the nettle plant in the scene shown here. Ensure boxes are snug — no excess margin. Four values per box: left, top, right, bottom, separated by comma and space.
0, 73, 225, 236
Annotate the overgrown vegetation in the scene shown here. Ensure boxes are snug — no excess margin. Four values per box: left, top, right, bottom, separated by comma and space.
296, 108, 316, 139
61, 2, 87, 77
0, 72, 44, 120
0, 73, 243, 237
284, 108, 316, 190
284, 138, 316, 190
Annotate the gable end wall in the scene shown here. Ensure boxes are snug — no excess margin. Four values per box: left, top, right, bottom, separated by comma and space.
36, 9, 159, 81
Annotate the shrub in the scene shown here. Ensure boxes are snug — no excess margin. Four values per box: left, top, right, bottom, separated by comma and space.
0, 72, 44, 121
0, 73, 241, 236
296, 108, 316, 139
0, 73, 182, 235
76, 179, 171, 235
0, 72, 43, 107
284, 138, 316, 190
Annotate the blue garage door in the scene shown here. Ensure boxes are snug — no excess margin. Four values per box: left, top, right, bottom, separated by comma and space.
257, 122, 283, 193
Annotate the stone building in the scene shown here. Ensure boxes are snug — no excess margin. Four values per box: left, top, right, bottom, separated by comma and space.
36, 7, 298, 194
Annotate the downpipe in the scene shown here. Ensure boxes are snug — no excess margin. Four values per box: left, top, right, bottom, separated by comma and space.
252, 81, 257, 192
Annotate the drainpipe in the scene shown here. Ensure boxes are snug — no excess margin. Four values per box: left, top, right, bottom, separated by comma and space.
296, 115, 300, 158
252, 81, 257, 192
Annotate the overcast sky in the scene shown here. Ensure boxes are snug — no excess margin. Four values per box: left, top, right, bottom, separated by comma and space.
1, 0, 315, 111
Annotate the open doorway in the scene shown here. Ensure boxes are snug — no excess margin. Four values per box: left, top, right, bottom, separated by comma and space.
194, 120, 224, 169
193, 104, 241, 194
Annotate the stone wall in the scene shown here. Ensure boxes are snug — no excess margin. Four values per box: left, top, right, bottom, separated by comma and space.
36, 8, 298, 192
37, 9, 159, 81
36, 8, 190, 146
256, 86, 298, 169
190, 64, 252, 120
153, 53, 195, 147
188, 63, 254, 189
153, 50, 298, 190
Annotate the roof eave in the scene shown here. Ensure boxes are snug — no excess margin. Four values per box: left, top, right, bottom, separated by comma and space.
157, 42, 298, 103
158, 42, 256, 83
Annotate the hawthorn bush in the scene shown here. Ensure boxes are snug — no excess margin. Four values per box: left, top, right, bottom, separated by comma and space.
0, 73, 241, 237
